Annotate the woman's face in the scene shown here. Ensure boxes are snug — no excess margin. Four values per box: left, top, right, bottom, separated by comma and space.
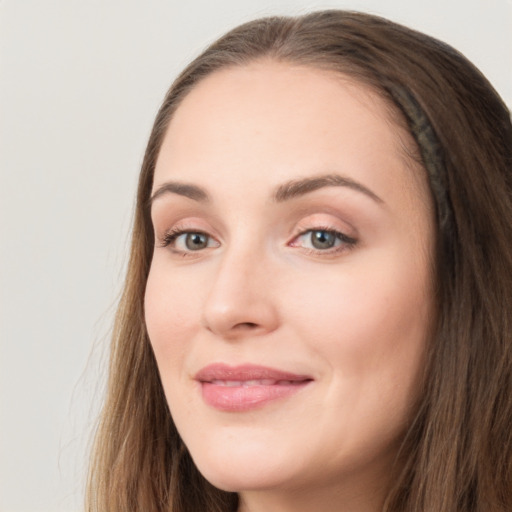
145, 62, 434, 509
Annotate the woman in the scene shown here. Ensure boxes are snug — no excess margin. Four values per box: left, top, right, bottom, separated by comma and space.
86, 10, 512, 512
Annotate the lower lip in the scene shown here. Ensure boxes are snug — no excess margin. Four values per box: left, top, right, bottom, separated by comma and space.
200, 381, 310, 412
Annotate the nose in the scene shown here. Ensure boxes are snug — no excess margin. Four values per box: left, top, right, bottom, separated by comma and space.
202, 247, 279, 338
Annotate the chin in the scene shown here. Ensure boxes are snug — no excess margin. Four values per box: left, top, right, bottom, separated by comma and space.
190, 447, 295, 493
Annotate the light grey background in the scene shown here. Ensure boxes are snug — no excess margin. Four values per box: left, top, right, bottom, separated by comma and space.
1, 1, 510, 511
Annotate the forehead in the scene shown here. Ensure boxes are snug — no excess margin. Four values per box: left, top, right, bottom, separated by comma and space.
154, 61, 427, 205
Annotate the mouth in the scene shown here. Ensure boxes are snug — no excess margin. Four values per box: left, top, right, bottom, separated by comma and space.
195, 363, 313, 412
209, 379, 305, 387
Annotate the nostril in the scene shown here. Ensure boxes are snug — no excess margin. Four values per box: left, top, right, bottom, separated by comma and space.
235, 322, 259, 330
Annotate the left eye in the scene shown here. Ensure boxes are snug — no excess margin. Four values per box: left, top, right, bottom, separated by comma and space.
163, 231, 219, 252
181, 232, 211, 250
293, 229, 356, 251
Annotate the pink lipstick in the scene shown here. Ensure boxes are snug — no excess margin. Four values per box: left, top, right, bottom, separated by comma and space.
195, 363, 313, 412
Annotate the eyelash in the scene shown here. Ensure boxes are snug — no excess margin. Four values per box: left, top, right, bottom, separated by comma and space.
290, 226, 357, 255
159, 227, 217, 254
158, 226, 357, 256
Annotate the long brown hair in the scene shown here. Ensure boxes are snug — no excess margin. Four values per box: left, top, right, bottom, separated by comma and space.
86, 11, 512, 512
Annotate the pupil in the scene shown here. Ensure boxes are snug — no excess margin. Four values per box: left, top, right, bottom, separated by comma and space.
312, 230, 335, 249
186, 233, 208, 250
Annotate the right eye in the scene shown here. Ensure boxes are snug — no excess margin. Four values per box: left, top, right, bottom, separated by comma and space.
162, 230, 220, 253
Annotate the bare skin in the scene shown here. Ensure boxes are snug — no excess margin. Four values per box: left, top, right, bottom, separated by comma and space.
145, 61, 435, 512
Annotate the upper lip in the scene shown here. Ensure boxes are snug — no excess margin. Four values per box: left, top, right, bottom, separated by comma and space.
195, 363, 313, 383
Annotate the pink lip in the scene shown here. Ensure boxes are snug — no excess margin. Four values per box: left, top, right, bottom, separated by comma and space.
195, 363, 313, 412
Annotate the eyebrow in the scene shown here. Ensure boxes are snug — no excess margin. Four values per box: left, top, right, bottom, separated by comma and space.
273, 174, 384, 204
149, 173, 383, 206
149, 182, 210, 205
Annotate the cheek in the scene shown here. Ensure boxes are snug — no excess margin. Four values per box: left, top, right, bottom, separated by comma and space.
287, 246, 431, 388
284, 252, 431, 459
144, 261, 202, 366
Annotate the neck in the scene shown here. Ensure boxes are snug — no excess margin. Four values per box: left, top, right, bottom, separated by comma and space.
237, 466, 390, 512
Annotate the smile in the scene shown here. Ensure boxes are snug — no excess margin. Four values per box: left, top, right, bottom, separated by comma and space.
210, 379, 303, 387
195, 364, 313, 411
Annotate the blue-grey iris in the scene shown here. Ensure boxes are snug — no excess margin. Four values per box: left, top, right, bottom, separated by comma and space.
186, 233, 209, 250
311, 230, 336, 249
